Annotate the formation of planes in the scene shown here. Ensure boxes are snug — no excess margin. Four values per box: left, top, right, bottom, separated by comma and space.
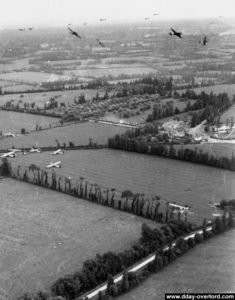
1, 148, 64, 169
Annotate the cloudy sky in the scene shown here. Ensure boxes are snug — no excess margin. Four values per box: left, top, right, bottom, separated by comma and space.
1, 0, 234, 28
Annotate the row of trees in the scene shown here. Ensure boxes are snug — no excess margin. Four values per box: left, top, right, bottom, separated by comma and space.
18, 212, 234, 300
1, 158, 193, 224
108, 133, 235, 171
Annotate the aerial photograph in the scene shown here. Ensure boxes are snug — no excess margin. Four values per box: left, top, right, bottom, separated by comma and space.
0, 0, 235, 299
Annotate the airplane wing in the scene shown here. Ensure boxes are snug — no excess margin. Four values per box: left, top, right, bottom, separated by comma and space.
171, 28, 176, 34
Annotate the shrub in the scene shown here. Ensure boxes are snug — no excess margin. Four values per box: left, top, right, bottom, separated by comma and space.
194, 233, 204, 243
187, 237, 195, 248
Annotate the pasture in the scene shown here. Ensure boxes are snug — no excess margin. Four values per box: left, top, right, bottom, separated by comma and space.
119, 229, 235, 300
0, 122, 127, 149
12, 148, 235, 223
221, 104, 235, 122
0, 110, 58, 133
0, 178, 155, 300
0, 89, 108, 108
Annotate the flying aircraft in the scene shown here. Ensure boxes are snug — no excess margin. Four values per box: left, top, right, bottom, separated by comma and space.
100, 18, 107, 22
96, 39, 105, 48
51, 149, 64, 155
169, 28, 182, 39
29, 147, 41, 153
83, 22, 88, 26
144, 17, 150, 20
153, 13, 159, 16
1, 150, 17, 158
67, 27, 82, 39
46, 161, 61, 168
28, 27, 34, 31
18, 28, 26, 31
199, 36, 208, 46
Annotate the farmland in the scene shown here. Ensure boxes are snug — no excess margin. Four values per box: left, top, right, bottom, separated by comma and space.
12, 148, 235, 223
0, 122, 127, 149
0, 89, 109, 108
0, 110, 58, 133
119, 229, 235, 300
0, 178, 156, 300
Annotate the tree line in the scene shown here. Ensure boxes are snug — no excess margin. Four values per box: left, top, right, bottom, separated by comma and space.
108, 129, 235, 171
17, 212, 234, 300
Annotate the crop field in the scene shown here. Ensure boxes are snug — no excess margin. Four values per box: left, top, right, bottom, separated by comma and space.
0, 71, 71, 84
0, 122, 127, 149
12, 148, 235, 223
0, 110, 58, 133
0, 88, 109, 108
119, 229, 235, 300
0, 178, 156, 300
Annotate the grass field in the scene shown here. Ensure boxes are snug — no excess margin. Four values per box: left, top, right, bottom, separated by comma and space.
221, 104, 235, 122
0, 89, 108, 108
12, 148, 235, 223
118, 229, 235, 300
0, 178, 156, 300
0, 122, 127, 149
0, 110, 58, 133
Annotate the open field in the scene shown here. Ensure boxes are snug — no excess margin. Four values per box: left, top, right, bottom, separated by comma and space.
0, 110, 58, 133
0, 122, 127, 149
0, 71, 71, 84
119, 229, 235, 300
0, 178, 155, 300
0, 89, 109, 108
12, 148, 235, 223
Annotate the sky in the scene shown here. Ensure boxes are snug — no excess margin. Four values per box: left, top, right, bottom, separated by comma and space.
0, 0, 234, 28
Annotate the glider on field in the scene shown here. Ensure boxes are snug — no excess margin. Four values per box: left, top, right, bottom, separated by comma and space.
169, 28, 182, 39
51, 149, 64, 155
1, 150, 17, 158
199, 36, 208, 46
100, 18, 107, 22
169, 203, 192, 213
4, 132, 16, 137
67, 27, 82, 39
29, 147, 41, 153
46, 161, 61, 168
96, 38, 105, 48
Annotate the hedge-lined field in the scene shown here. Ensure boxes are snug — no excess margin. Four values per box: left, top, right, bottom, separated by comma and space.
0, 178, 156, 300
119, 229, 235, 300
0, 110, 58, 133
12, 148, 235, 223
0, 122, 127, 149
